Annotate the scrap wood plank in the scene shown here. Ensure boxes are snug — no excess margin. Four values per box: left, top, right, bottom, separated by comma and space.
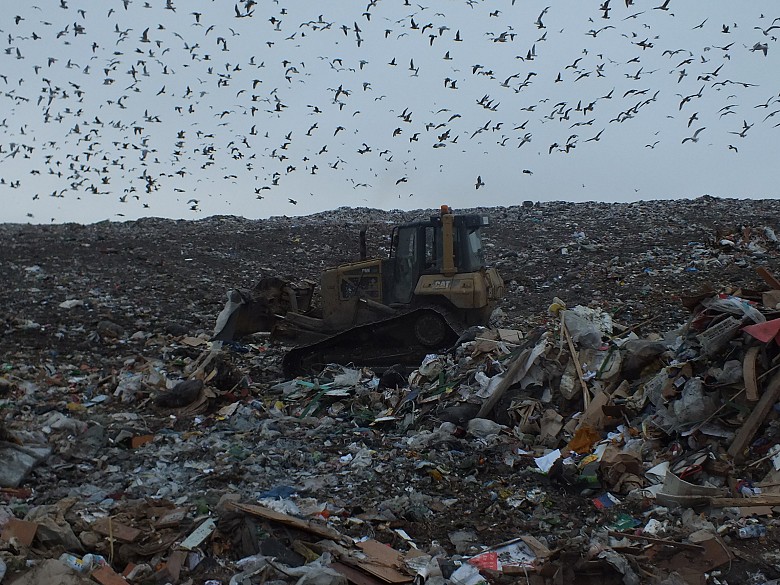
562, 323, 591, 409
178, 518, 216, 550
708, 495, 780, 507
757, 267, 780, 290
727, 371, 780, 462
743, 346, 761, 402
606, 530, 704, 551
227, 502, 350, 544
476, 348, 530, 418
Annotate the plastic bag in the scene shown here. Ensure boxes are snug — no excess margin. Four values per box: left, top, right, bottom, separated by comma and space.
285, 553, 347, 585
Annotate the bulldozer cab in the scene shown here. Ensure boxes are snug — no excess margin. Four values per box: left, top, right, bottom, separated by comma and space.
385, 209, 489, 304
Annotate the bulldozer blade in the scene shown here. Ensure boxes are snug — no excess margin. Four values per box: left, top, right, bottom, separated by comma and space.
212, 289, 276, 341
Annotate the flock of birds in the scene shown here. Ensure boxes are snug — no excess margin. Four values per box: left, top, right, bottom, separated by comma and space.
1, 0, 779, 221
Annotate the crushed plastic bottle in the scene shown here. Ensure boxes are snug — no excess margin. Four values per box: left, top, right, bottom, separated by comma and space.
59, 553, 91, 573
737, 525, 766, 539
58, 553, 107, 573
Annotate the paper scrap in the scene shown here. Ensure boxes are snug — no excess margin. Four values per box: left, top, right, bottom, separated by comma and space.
179, 518, 216, 550
534, 449, 561, 473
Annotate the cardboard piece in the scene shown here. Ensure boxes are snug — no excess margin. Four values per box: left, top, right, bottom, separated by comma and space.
130, 435, 154, 449
510, 399, 541, 434
330, 561, 387, 585
471, 330, 501, 355
155, 507, 188, 528
164, 550, 188, 583
180, 336, 208, 347
92, 518, 141, 544
172, 387, 215, 416
1, 517, 38, 547
497, 329, 524, 344
91, 565, 130, 585
575, 389, 610, 430
539, 409, 563, 443
654, 534, 732, 585
217, 402, 241, 418
350, 539, 413, 584
762, 290, 780, 310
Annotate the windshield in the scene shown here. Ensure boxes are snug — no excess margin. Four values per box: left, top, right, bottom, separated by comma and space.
457, 226, 485, 272
390, 226, 419, 303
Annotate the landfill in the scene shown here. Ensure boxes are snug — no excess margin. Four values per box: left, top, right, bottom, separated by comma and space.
2, 198, 780, 585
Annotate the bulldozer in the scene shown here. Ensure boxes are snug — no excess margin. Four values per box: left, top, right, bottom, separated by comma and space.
213, 205, 505, 376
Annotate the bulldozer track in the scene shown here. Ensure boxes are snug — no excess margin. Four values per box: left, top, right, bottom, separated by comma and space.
282, 306, 463, 377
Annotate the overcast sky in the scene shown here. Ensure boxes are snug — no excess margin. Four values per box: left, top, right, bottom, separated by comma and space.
1, 0, 779, 224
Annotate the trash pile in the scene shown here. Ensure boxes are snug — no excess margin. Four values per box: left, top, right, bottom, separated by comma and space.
0, 266, 779, 584
2, 199, 780, 584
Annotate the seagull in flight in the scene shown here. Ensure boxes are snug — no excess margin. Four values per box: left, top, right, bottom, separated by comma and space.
681, 127, 705, 143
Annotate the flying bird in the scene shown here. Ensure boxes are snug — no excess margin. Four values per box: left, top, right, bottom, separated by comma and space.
681, 127, 706, 143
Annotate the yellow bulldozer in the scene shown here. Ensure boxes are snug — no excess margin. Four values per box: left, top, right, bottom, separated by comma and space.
213, 205, 505, 376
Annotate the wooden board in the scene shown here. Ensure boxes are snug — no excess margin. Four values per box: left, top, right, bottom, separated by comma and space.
743, 346, 761, 402
757, 267, 780, 290
709, 495, 780, 507
178, 518, 216, 550
728, 371, 780, 462
227, 502, 348, 544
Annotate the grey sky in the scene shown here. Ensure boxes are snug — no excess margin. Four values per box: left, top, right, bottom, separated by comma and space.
1, 0, 778, 224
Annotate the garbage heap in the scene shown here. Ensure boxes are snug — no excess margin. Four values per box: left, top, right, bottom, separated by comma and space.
1, 272, 780, 585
